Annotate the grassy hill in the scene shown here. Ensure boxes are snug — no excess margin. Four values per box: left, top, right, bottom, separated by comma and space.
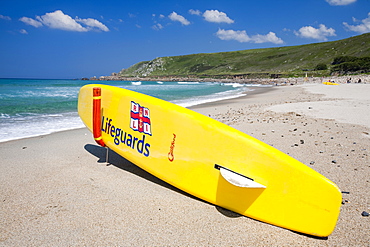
119, 33, 370, 78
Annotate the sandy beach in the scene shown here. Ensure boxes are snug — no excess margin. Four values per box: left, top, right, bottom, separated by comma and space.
1, 82, 369, 246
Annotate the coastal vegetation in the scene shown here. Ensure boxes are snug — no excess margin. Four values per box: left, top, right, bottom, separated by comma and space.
119, 33, 370, 79
331, 55, 370, 74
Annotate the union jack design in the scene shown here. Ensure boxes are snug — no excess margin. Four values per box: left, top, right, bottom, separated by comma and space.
130, 101, 152, 135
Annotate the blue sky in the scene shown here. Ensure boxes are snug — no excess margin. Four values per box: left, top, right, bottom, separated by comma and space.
1, 0, 369, 79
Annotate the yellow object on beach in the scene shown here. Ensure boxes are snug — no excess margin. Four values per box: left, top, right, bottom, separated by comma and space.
78, 84, 341, 237
323, 81, 339, 85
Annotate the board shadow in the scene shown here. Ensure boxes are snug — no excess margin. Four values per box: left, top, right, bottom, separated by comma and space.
83, 144, 327, 238
83, 144, 245, 218
84, 144, 204, 203
215, 206, 243, 218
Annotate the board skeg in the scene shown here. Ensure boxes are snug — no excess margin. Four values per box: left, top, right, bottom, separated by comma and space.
78, 84, 342, 237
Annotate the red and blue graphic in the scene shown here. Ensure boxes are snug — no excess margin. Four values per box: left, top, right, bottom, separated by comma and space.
130, 101, 152, 135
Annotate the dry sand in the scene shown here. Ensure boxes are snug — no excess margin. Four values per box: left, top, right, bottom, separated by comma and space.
1, 82, 369, 246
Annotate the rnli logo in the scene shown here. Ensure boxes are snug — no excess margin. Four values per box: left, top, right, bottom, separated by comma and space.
130, 101, 152, 136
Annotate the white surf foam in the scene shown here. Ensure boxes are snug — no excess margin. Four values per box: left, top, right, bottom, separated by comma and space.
172, 88, 251, 108
0, 112, 84, 143
177, 81, 200, 84
131, 81, 142, 85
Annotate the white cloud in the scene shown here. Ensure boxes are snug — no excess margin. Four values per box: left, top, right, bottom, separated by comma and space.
216, 29, 283, 44
295, 24, 336, 41
152, 23, 164, 30
189, 9, 201, 16
75, 17, 109, 32
216, 29, 250, 42
168, 12, 190, 25
325, 0, 356, 6
0, 14, 11, 21
36, 10, 87, 31
19, 29, 28, 34
343, 12, 370, 33
19, 10, 109, 32
251, 32, 284, 44
19, 16, 43, 27
203, 10, 234, 24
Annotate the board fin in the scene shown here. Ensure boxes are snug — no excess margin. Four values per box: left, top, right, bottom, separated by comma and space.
215, 164, 266, 188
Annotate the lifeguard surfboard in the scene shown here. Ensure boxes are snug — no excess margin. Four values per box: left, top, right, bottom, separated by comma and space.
78, 84, 342, 237
323, 81, 339, 85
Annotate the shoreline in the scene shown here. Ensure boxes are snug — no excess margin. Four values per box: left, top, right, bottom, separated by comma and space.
1, 83, 369, 245
190, 86, 276, 111
91, 73, 370, 85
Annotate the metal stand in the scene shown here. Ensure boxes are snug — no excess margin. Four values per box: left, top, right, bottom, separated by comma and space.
106, 147, 110, 165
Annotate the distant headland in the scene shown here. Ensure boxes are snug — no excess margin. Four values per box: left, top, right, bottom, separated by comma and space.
84, 33, 370, 82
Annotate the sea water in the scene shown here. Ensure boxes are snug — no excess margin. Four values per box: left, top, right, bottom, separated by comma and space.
0, 78, 261, 142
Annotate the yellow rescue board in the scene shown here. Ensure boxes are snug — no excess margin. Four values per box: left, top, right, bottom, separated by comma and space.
323, 81, 339, 85
78, 84, 341, 237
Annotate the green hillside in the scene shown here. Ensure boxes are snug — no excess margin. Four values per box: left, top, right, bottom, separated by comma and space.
119, 33, 370, 78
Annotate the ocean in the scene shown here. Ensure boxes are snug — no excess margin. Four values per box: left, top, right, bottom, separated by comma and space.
0, 78, 265, 143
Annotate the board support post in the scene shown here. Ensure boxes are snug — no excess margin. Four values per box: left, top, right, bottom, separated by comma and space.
105, 147, 110, 165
